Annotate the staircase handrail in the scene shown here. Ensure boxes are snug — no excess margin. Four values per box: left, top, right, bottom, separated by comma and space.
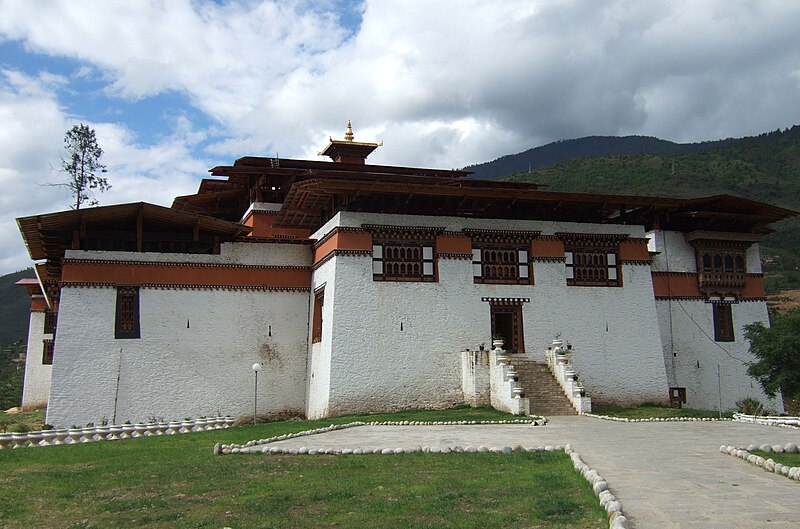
545, 340, 591, 414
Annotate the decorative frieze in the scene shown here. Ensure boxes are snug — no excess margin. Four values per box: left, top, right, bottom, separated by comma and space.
480, 297, 530, 305
362, 224, 444, 239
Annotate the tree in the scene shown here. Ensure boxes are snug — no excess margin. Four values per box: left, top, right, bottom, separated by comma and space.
60, 123, 109, 209
744, 310, 800, 400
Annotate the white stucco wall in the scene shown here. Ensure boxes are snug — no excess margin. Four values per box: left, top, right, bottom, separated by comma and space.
461, 349, 491, 406
649, 229, 774, 411
21, 311, 51, 408
46, 285, 309, 427
647, 229, 763, 274
305, 258, 335, 419
656, 299, 781, 413
311, 211, 669, 415
524, 260, 668, 405
648, 230, 697, 273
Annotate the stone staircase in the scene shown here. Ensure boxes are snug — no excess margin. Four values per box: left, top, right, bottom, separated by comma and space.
509, 358, 577, 416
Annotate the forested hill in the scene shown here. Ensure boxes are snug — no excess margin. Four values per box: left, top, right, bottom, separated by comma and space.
504, 126, 800, 290
463, 135, 737, 180
0, 268, 36, 346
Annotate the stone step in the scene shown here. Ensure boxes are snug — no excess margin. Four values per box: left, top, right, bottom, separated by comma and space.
508, 358, 577, 416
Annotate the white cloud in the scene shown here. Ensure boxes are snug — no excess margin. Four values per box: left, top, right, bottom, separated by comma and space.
1, 0, 800, 273
0, 69, 212, 273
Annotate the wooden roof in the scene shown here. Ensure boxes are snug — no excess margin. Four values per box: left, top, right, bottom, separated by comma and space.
170, 155, 797, 235
17, 203, 250, 280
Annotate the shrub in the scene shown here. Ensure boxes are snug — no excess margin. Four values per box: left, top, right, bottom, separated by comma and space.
736, 397, 767, 415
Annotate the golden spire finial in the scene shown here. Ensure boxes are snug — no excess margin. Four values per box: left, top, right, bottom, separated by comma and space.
344, 120, 354, 142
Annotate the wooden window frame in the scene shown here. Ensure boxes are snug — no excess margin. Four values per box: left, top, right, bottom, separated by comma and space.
565, 248, 621, 287
473, 245, 531, 284
312, 287, 324, 343
712, 303, 734, 342
115, 287, 141, 339
43, 311, 58, 335
42, 339, 54, 365
372, 240, 436, 282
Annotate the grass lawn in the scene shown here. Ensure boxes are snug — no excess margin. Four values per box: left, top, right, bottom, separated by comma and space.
751, 450, 800, 468
0, 408, 606, 529
591, 403, 732, 419
0, 408, 45, 432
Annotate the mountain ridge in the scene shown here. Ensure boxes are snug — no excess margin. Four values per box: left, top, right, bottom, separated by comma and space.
464, 133, 760, 181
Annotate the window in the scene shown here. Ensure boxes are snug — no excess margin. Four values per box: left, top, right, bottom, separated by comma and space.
558, 233, 625, 287
713, 303, 734, 342
565, 249, 620, 287
688, 236, 753, 298
42, 339, 54, 365
312, 288, 324, 343
44, 311, 58, 335
373, 242, 436, 282
697, 249, 747, 296
473, 246, 530, 284
115, 287, 141, 339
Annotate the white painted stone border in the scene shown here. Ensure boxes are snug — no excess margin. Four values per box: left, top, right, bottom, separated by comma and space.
216, 421, 628, 528
0, 416, 235, 449
733, 413, 800, 429
719, 443, 800, 482
585, 413, 731, 423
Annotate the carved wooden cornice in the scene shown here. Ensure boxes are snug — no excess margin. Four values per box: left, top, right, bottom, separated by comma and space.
362, 224, 444, 240
462, 228, 541, 245
555, 232, 630, 247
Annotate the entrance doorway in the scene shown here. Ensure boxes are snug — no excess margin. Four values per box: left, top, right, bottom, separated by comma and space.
490, 304, 524, 352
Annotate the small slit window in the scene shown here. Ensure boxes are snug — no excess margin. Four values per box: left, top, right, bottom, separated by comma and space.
312, 288, 324, 343
42, 339, 54, 365
713, 303, 734, 342
115, 287, 141, 339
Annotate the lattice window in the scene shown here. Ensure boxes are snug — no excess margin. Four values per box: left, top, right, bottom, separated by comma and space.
565, 249, 620, 287
473, 246, 530, 284
42, 339, 54, 365
115, 287, 141, 339
44, 311, 58, 335
373, 242, 436, 282
713, 303, 734, 342
696, 247, 747, 296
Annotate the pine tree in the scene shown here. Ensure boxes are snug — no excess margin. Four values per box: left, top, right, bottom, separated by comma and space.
61, 123, 110, 209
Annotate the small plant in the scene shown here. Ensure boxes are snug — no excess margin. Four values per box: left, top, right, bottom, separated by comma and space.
99, 417, 109, 426
736, 397, 765, 415
17, 423, 31, 433
0, 419, 11, 432
70, 425, 79, 430
85, 422, 94, 428
123, 420, 131, 425
41, 424, 54, 430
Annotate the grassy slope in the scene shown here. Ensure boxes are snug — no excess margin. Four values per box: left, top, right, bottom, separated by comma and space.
505, 126, 800, 292
0, 408, 606, 529
0, 268, 36, 347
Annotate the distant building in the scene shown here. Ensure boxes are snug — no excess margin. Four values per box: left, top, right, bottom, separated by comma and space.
16, 124, 795, 426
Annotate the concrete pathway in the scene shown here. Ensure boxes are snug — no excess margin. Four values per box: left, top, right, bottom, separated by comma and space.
259, 416, 800, 529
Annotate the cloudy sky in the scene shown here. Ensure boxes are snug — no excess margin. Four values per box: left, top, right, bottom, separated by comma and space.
1, 0, 799, 275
